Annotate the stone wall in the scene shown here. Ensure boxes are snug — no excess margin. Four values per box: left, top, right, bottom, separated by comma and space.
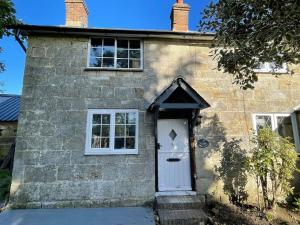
10, 35, 300, 208
10, 36, 155, 209
0, 122, 17, 162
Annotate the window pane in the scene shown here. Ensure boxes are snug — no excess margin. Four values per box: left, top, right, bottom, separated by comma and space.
102, 125, 110, 137
91, 138, 101, 148
115, 125, 125, 136
129, 50, 140, 59
90, 48, 102, 58
116, 113, 125, 124
93, 115, 101, 124
91, 39, 102, 47
117, 59, 128, 68
102, 114, 110, 124
101, 138, 109, 148
129, 59, 141, 68
117, 49, 128, 58
269, 62, 285, 71
126, 138, 135, 149
130, 40, 140, 49
89, 58, 102, 67
126, 125, 136, 136
256, 115, 272, 131
115, 138, 125, 149
117, 40, 128, 48
103, 38, 115, 46
92, 125, 101, 137
126, 113, 136, 124
103, 47, 115, 57
102, 58, 114, 68
276, 116, 294, 141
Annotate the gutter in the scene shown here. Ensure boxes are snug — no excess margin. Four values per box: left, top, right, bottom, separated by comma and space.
9, 24, 216, 42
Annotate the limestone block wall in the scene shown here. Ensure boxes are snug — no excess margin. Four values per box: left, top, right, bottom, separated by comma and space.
0, 122, 17, 161
10, 36, 155, 209
10, 35, 300, 208
143, 39, 300, 203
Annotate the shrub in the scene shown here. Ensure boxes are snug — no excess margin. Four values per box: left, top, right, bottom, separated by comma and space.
250, 128, 298, 209
0, 169, 11, 202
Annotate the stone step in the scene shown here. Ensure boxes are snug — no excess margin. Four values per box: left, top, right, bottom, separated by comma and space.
158, 209, 207, 225
156, 195, 204, 210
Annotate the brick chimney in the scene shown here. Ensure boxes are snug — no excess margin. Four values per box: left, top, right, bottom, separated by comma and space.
170, 0, 190, 32
65, 0, 89, 27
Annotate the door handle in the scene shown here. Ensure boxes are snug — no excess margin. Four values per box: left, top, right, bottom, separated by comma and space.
157, 143, 162, 149
167, 158, 181, 162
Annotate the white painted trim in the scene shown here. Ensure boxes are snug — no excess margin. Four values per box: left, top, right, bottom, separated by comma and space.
85, 109, 139, 155
291, 113, 300, 153
155, 191, 197, 197
253, 113, 292, 133
252, 113, 274, 134
254, 62, 288, 74
252, 113, 300, 153
87, 38, 143, 70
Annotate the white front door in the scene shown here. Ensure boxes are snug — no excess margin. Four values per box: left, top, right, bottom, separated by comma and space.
158, 119, 192, 191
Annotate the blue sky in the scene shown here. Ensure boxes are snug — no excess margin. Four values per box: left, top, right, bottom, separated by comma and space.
0, 0, 210, 94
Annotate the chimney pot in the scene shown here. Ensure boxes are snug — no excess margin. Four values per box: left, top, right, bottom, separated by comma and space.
171, 0, 190, 32
65, 0, 89, 27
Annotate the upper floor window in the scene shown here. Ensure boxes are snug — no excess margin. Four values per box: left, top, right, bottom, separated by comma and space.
88, 38, 142, 70
254, 62, 288, 73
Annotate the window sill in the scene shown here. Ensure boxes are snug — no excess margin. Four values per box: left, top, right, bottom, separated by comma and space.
254, 69, 288, 74
84, 67, 143, 72
85, 149, 138, 155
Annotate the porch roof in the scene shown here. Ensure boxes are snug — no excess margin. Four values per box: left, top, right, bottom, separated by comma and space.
147, 78, 210, 111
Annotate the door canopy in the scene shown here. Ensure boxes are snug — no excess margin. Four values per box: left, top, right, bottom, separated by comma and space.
148, 78, 210, 111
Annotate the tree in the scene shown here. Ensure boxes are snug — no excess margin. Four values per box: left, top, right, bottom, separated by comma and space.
0, 0, 19, 72
200, 0, 300, 89
250, 128, 298, 210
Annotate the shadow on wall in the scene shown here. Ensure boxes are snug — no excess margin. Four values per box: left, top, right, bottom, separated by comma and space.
143, 39, 233, 201
196, 113, 249, 204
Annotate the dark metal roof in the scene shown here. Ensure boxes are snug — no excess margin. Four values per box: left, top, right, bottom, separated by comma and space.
11, 24, 215, 41
0, 94, 21, 122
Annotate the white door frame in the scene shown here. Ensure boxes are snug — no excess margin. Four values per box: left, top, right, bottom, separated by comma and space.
157, 119, 192, 193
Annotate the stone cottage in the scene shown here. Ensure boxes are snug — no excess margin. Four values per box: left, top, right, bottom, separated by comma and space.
9, 0, 300, 209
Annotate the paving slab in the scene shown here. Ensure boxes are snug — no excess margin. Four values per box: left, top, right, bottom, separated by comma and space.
0, 207, 155, 225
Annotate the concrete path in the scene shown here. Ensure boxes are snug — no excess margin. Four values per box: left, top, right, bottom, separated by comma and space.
0, 207, 155, 225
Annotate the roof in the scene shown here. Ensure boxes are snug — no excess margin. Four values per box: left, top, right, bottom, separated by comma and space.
148, 77, 210, 110
0, 94, 21, 122
12, 24, 215, 41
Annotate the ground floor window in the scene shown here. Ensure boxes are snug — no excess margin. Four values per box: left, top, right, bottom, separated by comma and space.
85, 109, 138, 155
253, 113, 300, 153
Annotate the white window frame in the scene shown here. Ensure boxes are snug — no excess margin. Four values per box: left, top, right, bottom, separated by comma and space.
252, 113, 300, 153
87, 38, 144, 70
85, 109, 139, 155
254, 62, 288, 73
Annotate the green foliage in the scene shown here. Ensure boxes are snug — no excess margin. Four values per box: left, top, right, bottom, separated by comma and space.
216, 139, 249, 205
200, 0, 300, 89
0, 0, 20, 72
293, 197, 300, 212
250, 128, 298, 209
0, 169, 11, 202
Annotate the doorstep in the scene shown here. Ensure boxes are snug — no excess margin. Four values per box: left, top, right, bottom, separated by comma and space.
155, 191, 197, 197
